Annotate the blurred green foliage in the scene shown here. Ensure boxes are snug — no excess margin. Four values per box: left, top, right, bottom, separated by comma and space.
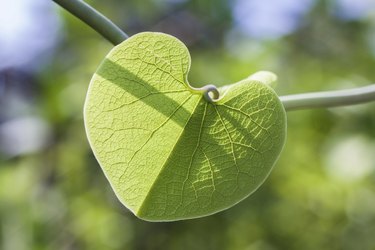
1, 0, 375, 249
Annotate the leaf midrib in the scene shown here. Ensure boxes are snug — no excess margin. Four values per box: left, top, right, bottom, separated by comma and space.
136, 94, 204, 216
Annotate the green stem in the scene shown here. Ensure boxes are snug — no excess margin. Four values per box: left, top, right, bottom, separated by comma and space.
280, 84, 375, 111
52, 0, 128, 45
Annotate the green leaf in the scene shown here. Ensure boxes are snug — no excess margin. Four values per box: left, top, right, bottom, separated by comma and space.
84, 32, 287, 221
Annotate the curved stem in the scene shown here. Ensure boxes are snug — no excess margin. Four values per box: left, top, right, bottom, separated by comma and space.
191, 85, 220, 103
52, 0, 128, 45
280, 84, 375, 111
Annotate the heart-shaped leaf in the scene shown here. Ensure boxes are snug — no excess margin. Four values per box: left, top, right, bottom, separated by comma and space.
84, 32, 286, 221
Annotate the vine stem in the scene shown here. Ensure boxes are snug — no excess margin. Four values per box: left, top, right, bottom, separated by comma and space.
52, 0, 128, 45
280, 84, 375, 111
52, 0, 375, 111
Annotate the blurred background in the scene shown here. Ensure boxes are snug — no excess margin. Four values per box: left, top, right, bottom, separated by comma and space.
1, 0, 375, 249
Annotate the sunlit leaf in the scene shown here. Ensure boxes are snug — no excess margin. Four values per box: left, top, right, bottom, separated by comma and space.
84, 32, 287, 221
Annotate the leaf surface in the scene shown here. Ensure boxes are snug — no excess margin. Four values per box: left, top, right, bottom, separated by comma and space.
84, 32, 286, 221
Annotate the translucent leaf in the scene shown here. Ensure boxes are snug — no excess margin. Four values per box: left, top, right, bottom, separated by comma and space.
84, 32, 287, 221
